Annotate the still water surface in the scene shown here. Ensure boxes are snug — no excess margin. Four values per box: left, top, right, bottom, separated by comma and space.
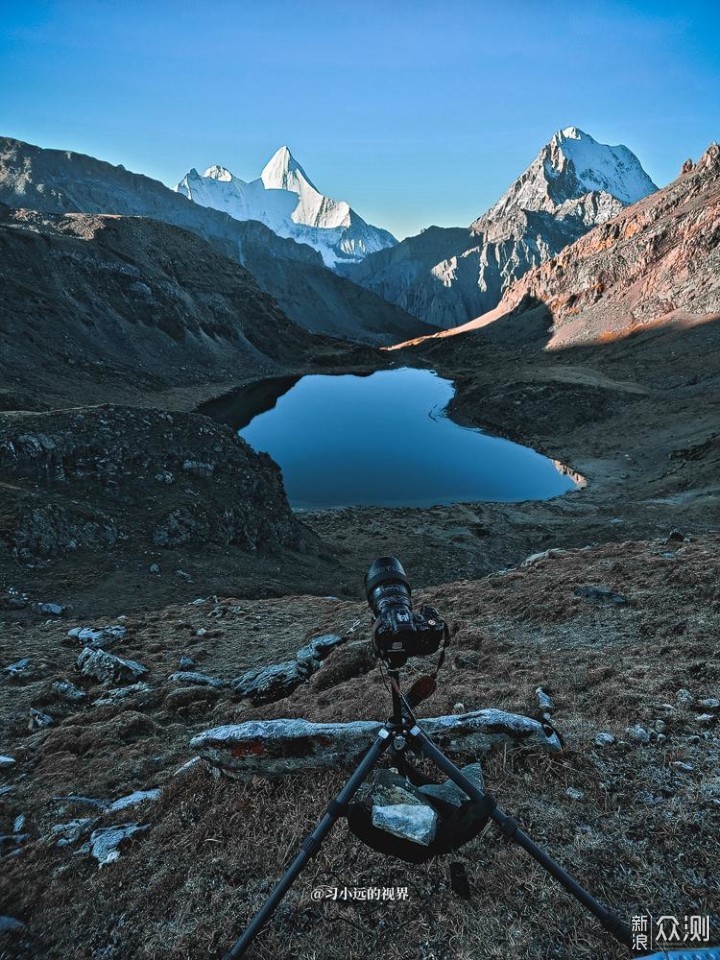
236, 368, 577, 509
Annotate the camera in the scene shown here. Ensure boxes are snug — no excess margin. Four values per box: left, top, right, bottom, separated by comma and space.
365, 557, 445, 666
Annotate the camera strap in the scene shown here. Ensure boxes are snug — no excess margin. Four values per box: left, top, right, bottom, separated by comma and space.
433, 620, 452, 677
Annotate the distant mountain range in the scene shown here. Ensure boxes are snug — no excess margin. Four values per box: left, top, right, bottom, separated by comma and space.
0, 137, 428, 345
0, 128, 665, 357
392, 142, 720, 351
341, 128, 658, 328
176, 146, 396, 268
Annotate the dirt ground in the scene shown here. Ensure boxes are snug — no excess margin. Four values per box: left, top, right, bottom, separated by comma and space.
1, 534, 718, 959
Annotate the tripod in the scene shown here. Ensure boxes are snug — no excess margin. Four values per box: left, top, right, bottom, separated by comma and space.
223, 669, 632, 958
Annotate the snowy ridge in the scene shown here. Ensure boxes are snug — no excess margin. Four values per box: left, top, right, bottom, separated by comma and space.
554, 127, 656, 204
342, 126, 658, 330
479, 127, 657, 229
176, 147, 396, 268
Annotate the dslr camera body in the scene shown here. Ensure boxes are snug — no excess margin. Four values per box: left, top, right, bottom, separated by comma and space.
365, 557, 445, 667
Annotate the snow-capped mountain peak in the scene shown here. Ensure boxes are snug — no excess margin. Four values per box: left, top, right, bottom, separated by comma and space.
549, 127, 656, 205
557, 125, 585, 141
203, 164, 235, 182
477, 126, 657, 229
176, 146, 397, 267
260, 146, 314, 191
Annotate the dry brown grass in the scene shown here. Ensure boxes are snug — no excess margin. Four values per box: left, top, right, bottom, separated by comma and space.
1, 535, 718, 959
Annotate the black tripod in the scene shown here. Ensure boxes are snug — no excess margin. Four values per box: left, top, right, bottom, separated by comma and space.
223, 669, 632, 958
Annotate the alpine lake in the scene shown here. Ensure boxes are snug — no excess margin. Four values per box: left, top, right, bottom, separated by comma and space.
203, 367, 581, 510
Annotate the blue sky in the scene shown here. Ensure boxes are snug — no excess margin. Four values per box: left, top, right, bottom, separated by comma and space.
1, 0, 718, 238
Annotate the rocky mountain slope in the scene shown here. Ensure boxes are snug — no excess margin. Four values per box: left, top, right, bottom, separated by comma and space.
398, 142, 720, 349
0, 204, 354, 412
0, 137, 430, 344
177, 146, 396, 267
342, 128, 657, 328
0, 404, 349, 620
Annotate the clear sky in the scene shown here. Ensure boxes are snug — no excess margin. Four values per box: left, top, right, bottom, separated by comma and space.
1, 0, 718, 239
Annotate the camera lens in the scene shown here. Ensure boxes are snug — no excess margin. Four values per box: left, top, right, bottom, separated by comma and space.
365, 556, 412, 617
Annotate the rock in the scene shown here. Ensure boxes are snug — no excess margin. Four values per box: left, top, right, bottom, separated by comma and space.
5, 596, 28, 610
2, 658, 33, 680
233, 660, 310, 704
654, 719, 668, 734
305, 634, 344, 658
36, 602, 70, 616
89, 823, 149, 866
371, 803, 437, 845
360, 769, 428, 808
667, 529, 685, 542
535, 686, 554, 712
51, 817, 99, 846
452, 702, 466, 713
77, 647, 148, 684
672, 761, 694, 773
167, 671, 228, 688
178, 656, 195, 669
574, 586, 628, 605
51, 680, 87, 702
165, 685, 222, 710
93, 682, 154, 705
421, 709, 562, 756
149, 563, 161, 574
67, 625, 127, 649
0, 833, 28, 857
522, 549, 568, 567
192, 710, 561, 779
676, 688, 694, 704
108, 789, 161, 812
594, 732, 616, 747
49, 794, 109, 811
182, 459, 215, 477
0, 916, 25, 933
419, 763, 485, 808
695, 713, 716, 726
13, 815, 25, 833
626, 724, 651, 745
697, 698, 720, 710
295, 634, 344, 672
195, 627, 207, 638
636, 791, 663, 806
153, 511, 199, 548
565, 787, 585, 801
0, 756, 17, 769
28, 707, 53, 730
294, 645, 322, 672
175, 569, 193, 580
174, 757, 202, 777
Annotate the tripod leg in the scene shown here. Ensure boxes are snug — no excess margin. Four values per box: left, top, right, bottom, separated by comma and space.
223, 727, 394, 959
408, 724, 633, 949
